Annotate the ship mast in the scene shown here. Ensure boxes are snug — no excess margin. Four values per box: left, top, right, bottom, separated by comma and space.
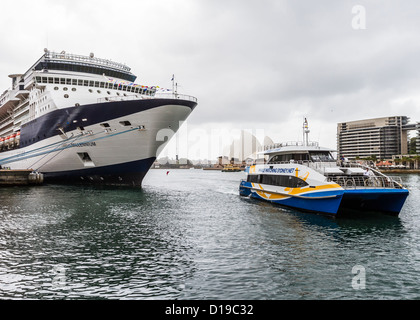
303, 118, 310, 146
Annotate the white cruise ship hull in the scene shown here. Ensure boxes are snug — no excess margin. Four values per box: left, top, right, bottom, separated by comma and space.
0, 98, 197, 186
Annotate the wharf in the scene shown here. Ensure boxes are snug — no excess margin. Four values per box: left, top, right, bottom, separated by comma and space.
0, 170, 44, 186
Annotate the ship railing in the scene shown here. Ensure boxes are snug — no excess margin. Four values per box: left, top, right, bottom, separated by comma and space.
98, 93, 198, 103
45, 51, 131, 73
97, 95, 152, 103
154, 92, 198, 103
328, 175, 404, 190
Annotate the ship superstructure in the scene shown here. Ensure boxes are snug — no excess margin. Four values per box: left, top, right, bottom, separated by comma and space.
0, 50, 198, 186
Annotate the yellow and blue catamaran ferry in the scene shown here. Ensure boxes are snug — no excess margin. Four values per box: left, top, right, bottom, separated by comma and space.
239, 119, 409, 216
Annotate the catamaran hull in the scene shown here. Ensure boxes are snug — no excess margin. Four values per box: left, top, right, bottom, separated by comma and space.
239, 181, 344, 215
240, 182, 409, 216
339, 189, 409, 216
0, 99, 197, 186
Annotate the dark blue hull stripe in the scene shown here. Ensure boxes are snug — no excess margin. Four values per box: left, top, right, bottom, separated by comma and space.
19, 98, 197, 149
44, 157, 156, 186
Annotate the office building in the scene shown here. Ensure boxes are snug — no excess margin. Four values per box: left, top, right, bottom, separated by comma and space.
337, 116, 409, 160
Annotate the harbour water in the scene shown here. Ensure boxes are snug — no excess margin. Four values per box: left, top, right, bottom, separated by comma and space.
0, 169, 419, 300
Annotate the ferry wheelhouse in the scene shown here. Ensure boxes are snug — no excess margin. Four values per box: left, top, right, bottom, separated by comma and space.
0, 50, 198, 186
239, 119, 409, 216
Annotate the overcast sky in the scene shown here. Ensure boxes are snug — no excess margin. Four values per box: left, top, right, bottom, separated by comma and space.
1, 0, 420, 160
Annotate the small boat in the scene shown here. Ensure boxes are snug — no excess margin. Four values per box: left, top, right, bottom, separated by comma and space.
239, 119, 409, 216
222, 164, 242, 172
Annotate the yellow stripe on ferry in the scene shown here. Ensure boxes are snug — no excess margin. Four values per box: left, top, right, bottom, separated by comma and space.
256, 190, 290, 201
284, 183, 342, 195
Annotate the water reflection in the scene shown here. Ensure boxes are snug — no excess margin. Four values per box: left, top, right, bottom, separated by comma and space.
0, 171, 419, 299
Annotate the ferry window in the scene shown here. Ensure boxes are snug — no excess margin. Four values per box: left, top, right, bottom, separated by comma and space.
89, 81, 94, 87
42, 77, 47, 83
247, 175, 260, 183
63, 87, 68, 91
48, 78, 53, 84
119, 121, 131, 127
101, 123, 110, 128
72, 79, 77, 85
309, 151, 334, 162
66, 79, 72, 85
54, 87, 59, 91
89, 89, 93, 93
60, 78, 66, 84
84, 80, 89, 86
100, 82, 105, 88
95, 81, 99, 87
72, 88, 77, 92
64, 94, 69, 98
78, 80, 83, 86
259, 174, 308, 188
97, 90, 101, 94
107, 91, 111, 95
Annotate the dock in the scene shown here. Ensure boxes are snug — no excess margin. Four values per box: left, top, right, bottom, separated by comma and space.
0, 170, 44, 186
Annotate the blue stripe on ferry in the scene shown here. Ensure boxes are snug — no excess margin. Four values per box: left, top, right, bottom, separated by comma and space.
250, 190, 343, 215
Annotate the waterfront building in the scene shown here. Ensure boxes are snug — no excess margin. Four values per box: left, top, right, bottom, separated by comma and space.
337, 116, 410, 160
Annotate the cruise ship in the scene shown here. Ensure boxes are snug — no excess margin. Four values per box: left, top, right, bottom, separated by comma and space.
0, 50, 198, 186
239, 119, 409, 216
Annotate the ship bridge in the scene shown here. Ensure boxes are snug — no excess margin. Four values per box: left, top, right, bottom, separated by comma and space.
26, 50, 137, 83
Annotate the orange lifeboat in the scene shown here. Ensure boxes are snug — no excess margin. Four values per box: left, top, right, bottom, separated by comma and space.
4, 135, 10, 147
10, 133, 17, 147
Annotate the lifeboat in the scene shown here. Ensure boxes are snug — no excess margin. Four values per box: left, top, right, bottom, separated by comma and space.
15, 132, 20, 146
10, 133, 17, 147
4, 135, 10, 148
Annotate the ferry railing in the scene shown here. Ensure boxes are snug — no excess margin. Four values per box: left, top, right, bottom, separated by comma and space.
259, 141, 319, 152
329, 175, 403, 189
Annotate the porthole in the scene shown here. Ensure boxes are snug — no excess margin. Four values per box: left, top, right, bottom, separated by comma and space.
54, 87, 59, 91
72, 88, 77, 92
64, 94, 69, 98
89, 89, 93, 93
63, 87, 68, 91
107, 91, 111, 95
119, 121, 131, 127
97, 90, 101, 94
